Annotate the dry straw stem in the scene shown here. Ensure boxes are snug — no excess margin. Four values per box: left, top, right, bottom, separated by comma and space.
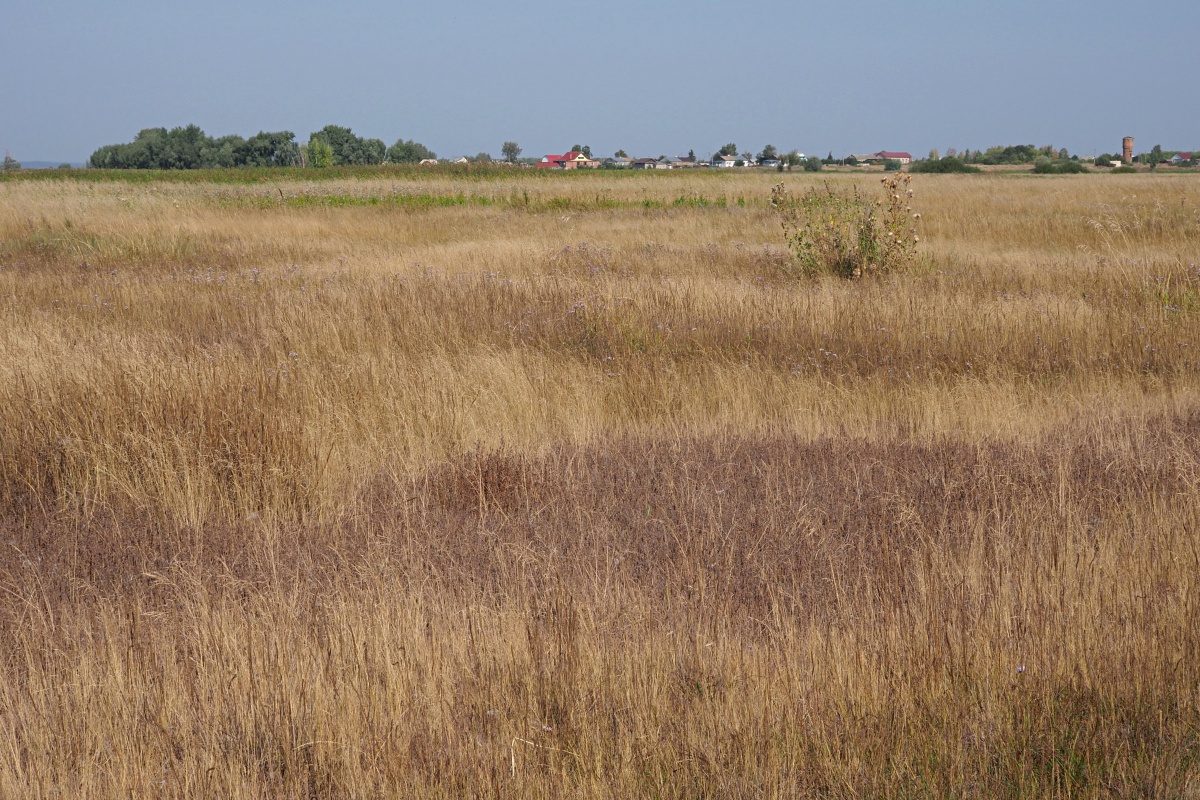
1, 169, 1199, 797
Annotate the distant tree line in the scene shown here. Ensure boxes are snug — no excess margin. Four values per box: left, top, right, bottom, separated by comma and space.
88, 125, 435, 169
915, 145, 1075, 167
913, 144, 1088, 174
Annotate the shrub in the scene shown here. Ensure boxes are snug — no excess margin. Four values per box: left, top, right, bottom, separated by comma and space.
1033, 158, 1089, 174
910, 156, 981, 174
882, 158, 903, 172
770, 175, 921, 279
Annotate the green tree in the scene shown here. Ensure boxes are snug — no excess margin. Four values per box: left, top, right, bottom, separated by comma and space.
87, 126, 303, 169
581, 145, 592, 158
387, 138, 436, 163
804, 156, 822, 172
502, 141, 522, 162
757, 144, 778, 163
719, 142, 738, 156
236, 131, 300, 167
2, 150, 20, 171
312, 126, 357, 163
310, 125, 383, 166
88, 127, 170, 169
128, 128, 168, 168
977, 144, 1040, 165
928, 148, 940, 161
614, 149, 629, 158
784, 150, 804, 169
1144, 144, 1163, 168
305, 136, 334, 168
201, 134, 245, 168
363, 138, 386, 164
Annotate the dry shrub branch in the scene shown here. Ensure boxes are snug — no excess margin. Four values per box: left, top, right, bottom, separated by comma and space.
771, 174, 921, 278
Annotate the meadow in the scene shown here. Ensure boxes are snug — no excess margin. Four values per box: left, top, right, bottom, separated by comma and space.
1, 166, 1198, 798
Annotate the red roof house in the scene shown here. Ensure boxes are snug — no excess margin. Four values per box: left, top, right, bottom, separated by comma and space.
537, 151, 600, 169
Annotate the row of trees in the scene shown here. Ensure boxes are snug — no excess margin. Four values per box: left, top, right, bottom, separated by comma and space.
88, 125, 436, 169
923, 144, 1196, 170
923, 145, 1072, 165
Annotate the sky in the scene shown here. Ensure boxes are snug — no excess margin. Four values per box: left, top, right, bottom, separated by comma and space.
2, 0, 1196, 164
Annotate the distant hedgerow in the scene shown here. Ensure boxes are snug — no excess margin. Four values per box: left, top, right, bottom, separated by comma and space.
910, 156, 981, 174
770, 175, 921, 279
1032, 158, 1089, 174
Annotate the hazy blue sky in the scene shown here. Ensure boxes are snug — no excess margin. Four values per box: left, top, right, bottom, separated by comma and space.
3, 0, 1195, 163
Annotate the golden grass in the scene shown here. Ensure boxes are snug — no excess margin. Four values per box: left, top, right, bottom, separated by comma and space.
1, 169, 1199, 797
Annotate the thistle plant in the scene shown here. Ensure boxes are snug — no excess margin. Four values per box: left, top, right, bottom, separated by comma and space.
770, 174, 921, 279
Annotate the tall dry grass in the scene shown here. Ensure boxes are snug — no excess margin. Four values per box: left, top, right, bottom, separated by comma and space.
1, 169, 1198, 797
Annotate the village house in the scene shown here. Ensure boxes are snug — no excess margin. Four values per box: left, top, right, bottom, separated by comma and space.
710, 153, 738, 168
537, 151, 600, 169
850, 151, 913, 165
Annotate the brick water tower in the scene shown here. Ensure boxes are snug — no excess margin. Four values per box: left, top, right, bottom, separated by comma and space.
1123, 136, 1134, 164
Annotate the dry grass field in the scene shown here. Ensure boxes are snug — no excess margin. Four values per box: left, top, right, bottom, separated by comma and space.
1, 166, 1199, 798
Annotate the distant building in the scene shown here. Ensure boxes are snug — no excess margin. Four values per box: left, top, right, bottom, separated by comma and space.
851, 151, 913, 165
537, 151, 600, 169
710, 153, 738, 168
